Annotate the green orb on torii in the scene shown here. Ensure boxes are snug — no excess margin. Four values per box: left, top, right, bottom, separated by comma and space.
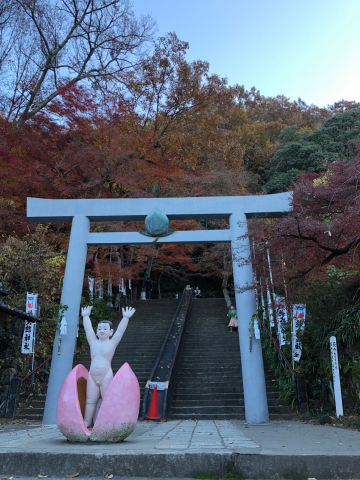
139, 208, 175, 237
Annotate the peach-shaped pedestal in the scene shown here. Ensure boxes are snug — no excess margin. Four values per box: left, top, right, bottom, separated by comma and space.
56, 363, 140, 442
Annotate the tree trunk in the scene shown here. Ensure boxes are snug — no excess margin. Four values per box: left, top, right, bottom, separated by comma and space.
126, 247, 134, 267
222, 273, 231, 307
157, 267, 166, 300
221, 245, 231, 307
142, 257, 154, 287
119, 247, 124, 268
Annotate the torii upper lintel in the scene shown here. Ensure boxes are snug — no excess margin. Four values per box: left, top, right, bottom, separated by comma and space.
27, 193, 292, 223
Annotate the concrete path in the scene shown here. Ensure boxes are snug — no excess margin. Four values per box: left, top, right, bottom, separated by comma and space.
1, 419, 360, 479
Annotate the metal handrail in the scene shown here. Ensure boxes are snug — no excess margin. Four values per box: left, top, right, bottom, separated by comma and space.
22, 356, 52, 382
142, 288, 192, 421
258, 316, 296, 381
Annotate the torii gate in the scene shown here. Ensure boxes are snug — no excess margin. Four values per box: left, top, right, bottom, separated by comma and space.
27, 193, 292, 425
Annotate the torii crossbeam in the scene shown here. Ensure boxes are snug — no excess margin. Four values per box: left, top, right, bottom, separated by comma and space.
27, 193, 292, 425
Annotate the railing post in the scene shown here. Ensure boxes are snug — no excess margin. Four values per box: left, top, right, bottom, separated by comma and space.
5, 377, 22, 420
296, 374, 309, 413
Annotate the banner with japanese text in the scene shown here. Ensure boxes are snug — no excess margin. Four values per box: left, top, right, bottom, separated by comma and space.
119, 278, 126, 295
292, 304, 306, 362
95, 279, 103, 299
267, 288, 275, 329
26, 293, 38, 317
275, 295, 288, 347
88, 276, 94, 301
21, 321, 36, 354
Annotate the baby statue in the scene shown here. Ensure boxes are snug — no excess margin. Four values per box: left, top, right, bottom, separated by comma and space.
80, 305, 136, 427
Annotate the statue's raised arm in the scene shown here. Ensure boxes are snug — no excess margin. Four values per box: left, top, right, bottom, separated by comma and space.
111, 306, 136, 346
81, 306, 96, 343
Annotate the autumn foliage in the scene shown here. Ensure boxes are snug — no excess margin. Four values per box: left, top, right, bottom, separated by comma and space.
0, 19, 359, 308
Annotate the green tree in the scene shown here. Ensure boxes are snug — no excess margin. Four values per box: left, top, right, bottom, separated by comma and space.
264, 109, 360, 193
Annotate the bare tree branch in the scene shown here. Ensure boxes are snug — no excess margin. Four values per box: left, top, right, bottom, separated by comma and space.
1, 0, 156, 127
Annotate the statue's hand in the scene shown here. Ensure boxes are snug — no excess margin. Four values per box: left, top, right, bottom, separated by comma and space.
81, 306, 93, 317
122, 306, 135, 319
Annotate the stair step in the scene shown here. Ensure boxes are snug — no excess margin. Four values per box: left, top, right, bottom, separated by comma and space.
170, 406, 246, 414
174, 386, 244, 394
170, 414, 245, 420
172, 399, 244, 406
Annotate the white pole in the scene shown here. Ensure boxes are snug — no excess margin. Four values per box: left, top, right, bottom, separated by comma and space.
31, 322, 36, 386
266, 247, 274, 286
266, 247, 276, 334
31, 322, 36, 370
330, 336, 343, 417
291, 309, 295, 369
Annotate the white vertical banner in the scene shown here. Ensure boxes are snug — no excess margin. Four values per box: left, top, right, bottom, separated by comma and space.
266, 287, 275, 329
107, 277, 113, 307
21, 321, 36, 354
260, 292, 265, 321
275, 295, 288, 347
252, 275, 261, 339
119, 278, 126, 295
292, 304, 306, 362
26, 293, 38, 316
128, 279, 131, 290
88, 276, 94, 301
330, 336, 343, 417
95, 279, 103, 298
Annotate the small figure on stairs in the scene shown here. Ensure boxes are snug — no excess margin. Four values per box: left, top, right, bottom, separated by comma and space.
144, 277, 153, 300
81, 305, 136, 427
227, 303, 238, 332
193, 286, 202, 298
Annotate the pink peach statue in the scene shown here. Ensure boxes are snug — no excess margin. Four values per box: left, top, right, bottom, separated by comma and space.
56, 306, 140, 442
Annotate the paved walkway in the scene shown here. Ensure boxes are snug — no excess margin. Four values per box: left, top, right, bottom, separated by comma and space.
0, 420, 259, 453
1, 419, 360, 478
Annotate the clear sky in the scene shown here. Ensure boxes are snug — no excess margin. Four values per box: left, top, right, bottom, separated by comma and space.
133, 0, 360, 108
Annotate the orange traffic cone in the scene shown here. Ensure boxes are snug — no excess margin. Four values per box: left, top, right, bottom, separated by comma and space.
147, 386, 160, 420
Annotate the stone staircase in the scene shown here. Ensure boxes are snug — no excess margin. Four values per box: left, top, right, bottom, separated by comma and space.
169, 298, 294, 420
16, 297, 294, 422
16, 299, 178, 421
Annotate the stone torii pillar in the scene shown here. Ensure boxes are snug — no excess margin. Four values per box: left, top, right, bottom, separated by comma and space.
27, 193, 292, 425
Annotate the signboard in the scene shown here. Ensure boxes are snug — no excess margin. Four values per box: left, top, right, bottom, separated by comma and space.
330, 336, 343, 417
292, 304, 306, 362
149, 382, 166, 391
